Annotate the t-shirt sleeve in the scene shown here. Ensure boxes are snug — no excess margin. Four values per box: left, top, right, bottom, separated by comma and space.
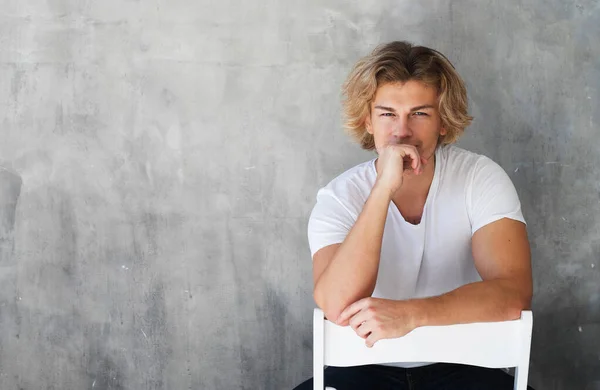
307, 188, 358, 258
467, 156, 526, 235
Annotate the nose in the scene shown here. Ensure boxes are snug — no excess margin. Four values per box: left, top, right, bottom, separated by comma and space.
390, 117, 412, 140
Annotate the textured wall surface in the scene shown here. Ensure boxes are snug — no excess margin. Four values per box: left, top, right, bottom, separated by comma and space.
0, 1, 598, 389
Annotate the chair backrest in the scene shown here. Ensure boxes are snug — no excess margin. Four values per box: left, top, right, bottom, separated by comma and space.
313, 308, 533, 390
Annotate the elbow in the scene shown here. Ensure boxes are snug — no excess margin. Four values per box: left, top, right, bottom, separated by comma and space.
507, 290, 533, 320
313, 278, 377, 323
313, 284, 345, 323
506, 305, 525, 320
516, 284, 533, 311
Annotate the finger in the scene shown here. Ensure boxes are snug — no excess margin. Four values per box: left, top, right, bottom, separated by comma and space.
337, 298, 368, 326
402, 154, 421, 174
412, 152, 425, 174
365, 331, 380, 348
398, 152, 415, 170
412, 153, 420, 171
348, 310, 370, 332
401, 147, 421, 171
355, 321, 372, 338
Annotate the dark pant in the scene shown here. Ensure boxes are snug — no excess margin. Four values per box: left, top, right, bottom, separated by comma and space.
293, 363, 536, 390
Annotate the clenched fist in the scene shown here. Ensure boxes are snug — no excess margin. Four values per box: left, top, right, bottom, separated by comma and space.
376, 144, 428, 196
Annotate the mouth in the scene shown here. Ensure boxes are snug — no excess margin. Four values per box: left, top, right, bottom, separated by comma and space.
387, 139, 420, 147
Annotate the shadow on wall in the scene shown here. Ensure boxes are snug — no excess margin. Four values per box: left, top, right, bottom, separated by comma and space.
0, 170, 173, 389
0, 166, 22, 388
0, 166, 22, 264
238, 282, 313, 389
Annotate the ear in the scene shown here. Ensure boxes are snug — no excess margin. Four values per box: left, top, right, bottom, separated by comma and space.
440, 126, 447, 136
365, 113, 373, 135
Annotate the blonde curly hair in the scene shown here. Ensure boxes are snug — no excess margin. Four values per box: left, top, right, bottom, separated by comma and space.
342, 41, 473, 150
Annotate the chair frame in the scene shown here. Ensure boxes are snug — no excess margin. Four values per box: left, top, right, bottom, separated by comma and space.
313, 308, 533, 390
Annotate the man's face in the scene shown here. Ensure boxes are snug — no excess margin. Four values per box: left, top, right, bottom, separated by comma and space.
365, 80, 446, 161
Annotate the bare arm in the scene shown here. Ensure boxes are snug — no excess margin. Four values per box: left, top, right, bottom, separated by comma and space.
412, 217, 533, 326
336, 217, 533, 347
313, 145, 425, 323
313, 182, 392, 322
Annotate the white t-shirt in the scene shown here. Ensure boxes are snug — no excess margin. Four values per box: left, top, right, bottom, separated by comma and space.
307, 145, 525, 367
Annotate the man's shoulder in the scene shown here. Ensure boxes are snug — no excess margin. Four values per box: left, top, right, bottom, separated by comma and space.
440, 146, 512, 193
440, 145, 499, 176
441, 145, 487, 165
318, 159, 376, 204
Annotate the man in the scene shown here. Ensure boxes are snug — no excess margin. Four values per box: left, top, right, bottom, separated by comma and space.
294, 41, 535, 389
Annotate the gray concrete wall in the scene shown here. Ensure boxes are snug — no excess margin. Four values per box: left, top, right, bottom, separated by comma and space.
0, 1, 598, 389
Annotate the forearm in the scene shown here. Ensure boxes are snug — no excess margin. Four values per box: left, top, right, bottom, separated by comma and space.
314, 183, 392, 322
410, 279, 533, 328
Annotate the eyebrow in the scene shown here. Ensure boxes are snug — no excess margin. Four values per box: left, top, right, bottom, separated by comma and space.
374, 104, 435, 112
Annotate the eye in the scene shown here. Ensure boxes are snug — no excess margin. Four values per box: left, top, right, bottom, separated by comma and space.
413, 111, 429, 117
380, 113, 395, 117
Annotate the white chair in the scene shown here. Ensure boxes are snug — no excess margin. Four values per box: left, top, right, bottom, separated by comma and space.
313, 308, 533, 390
